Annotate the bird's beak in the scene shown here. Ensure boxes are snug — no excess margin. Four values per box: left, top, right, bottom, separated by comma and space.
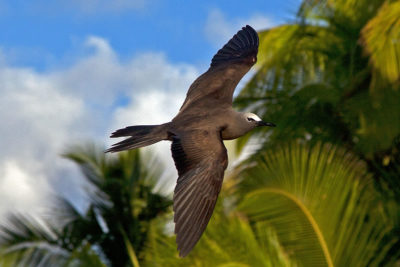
257, 121, 276, 127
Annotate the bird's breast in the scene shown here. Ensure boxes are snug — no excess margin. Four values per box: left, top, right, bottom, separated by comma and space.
221, 125, 244, 140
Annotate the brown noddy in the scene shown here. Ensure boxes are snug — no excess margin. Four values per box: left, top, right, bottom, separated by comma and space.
106, 25, 275, 257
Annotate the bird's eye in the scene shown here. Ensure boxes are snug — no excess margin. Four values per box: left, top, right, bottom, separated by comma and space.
247, 117, 255, 122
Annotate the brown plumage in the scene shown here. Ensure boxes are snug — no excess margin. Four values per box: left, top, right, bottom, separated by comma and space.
106, 25, 275, 257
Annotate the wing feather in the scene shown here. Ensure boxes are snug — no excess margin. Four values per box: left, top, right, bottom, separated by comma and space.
171, 130, 228, 257
177, 25, 259, 112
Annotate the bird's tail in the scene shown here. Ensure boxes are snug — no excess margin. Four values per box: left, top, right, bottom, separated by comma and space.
105, 123, 169, 153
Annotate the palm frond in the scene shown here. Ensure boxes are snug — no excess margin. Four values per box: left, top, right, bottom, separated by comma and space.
361, 0, 400, 85
63, 144, 172, 264
236, 142, 397, 266
0, 198, 106, 267
0, 214, 69, 267
143, 204, 296, 266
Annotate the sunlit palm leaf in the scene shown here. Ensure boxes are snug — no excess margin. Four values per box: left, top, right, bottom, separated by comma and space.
236, 142, 397, 266
143, 203, 296, 266
361, 1, 400, 85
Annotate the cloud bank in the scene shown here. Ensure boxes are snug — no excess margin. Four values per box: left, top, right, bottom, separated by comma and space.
0, 36, 199, 219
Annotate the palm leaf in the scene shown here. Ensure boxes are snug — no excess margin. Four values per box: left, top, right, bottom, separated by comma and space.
0, 213, 104, 267
142, 203, 296, 266
63, 144, 172, 264
361, 0, 400, 85
0, 215, 68, 267
0, 196, 107, 267
236, 142, 397, 266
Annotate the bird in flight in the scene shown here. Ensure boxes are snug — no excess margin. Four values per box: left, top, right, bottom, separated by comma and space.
106, 25, 275, 257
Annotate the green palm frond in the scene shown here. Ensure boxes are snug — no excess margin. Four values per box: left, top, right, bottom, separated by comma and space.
63, 144, 172, 264
236, 142, 397, 266
0, 213, 105, 267
237, 24, 334, 109
143, 204, 296, 267
63, 144, 171, 220
234, 23, 343, 153
361, 0, 400, 85
0, 214, 67, 267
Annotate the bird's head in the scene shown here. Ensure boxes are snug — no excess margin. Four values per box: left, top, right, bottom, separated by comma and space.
243, 112, 276, 129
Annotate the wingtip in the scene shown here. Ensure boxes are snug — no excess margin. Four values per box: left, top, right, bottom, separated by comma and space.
210, 24, 259, 67
104, 148, 115, 153
244, 24, 256, 31
178, 248, 189, 258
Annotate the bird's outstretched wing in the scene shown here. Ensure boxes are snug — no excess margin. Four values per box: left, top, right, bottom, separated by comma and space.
171, 129, 228, 257
210, 25, 259, 68
179, 25, 259, 112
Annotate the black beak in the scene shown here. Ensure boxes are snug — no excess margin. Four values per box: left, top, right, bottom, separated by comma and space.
257, 121, 276, 127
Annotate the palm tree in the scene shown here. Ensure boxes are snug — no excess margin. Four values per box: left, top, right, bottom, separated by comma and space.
235, 0, 400, 172
232, 0, 400, 264
0, 145, 171, 266
0, 210, 107, 267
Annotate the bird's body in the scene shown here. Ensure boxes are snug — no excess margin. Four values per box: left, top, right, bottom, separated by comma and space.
107, 25, 275, 257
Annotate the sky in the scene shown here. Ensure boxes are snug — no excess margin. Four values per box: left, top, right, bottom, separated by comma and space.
0, 0, 301, 220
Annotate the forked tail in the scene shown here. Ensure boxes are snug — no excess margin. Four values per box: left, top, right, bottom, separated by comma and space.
105, 124, 169, 153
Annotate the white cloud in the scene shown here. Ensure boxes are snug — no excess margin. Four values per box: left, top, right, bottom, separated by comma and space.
204, 9, 277, 47
85, 36, 114, 56
0, 161, 50, 216
0, 36, 200, 221
0, 64, 89, 219
111, 57, 197, 127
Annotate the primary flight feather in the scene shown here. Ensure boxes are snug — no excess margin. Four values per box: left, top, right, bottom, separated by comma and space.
106, 25, 275, 257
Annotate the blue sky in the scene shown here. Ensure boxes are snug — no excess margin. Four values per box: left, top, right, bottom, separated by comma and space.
0, 0, 301, 219
0, 0, 299, 69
